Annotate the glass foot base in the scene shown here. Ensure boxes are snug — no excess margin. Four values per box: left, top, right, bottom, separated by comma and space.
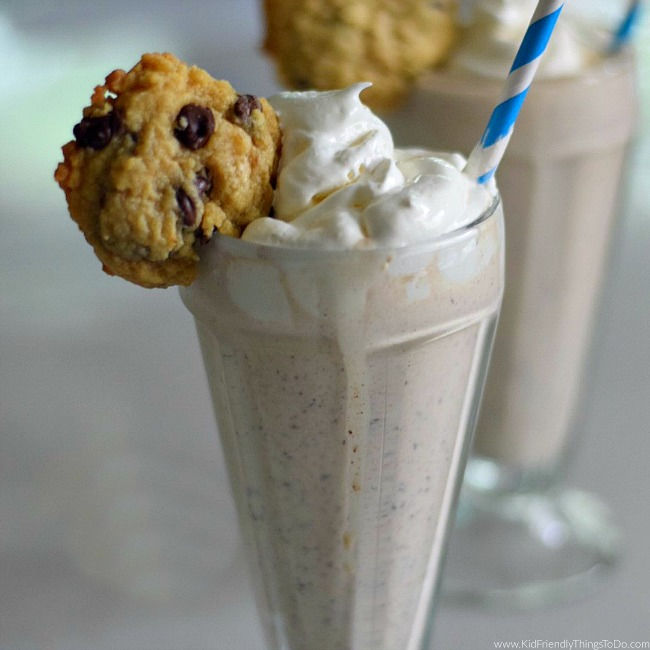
441, 485, 621, 610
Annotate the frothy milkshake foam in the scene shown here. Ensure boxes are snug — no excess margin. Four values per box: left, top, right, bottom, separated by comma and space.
181, 86, 504, 649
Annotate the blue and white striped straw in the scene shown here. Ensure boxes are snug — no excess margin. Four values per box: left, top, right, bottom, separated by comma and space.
610, 0, 643, 53
465, 0, 565, 185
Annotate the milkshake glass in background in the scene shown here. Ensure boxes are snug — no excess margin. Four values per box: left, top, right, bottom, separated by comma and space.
384, 5, 638, 604
180, 85, 505, 650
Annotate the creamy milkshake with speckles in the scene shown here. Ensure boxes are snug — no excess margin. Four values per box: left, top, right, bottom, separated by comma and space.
385, 1, 638, 474
181, 86, 504, 650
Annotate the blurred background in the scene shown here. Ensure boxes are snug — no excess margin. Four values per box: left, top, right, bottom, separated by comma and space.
1, 1, 648, 647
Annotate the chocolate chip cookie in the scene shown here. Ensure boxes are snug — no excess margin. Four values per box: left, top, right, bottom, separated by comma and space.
55, 52, 281, 287
262, 0, 457, 111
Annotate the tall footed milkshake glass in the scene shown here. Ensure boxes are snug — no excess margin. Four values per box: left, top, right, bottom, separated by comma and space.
180, 200, 504, 650
384, 3, 639, 607
179, 83, 504, 649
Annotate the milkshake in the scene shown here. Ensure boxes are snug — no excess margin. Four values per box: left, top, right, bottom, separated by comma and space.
54, 53, 504, 646
181, 86, 504, 649
385, 3, 638, 477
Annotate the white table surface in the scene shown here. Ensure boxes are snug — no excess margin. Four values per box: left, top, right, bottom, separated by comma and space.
1, 2, 649, 648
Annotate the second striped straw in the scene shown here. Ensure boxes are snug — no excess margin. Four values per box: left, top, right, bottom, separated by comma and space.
465, 0, 565, 185
610, 0, 643, 53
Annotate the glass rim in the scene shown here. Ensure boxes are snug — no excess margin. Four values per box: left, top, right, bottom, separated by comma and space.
199, 193, 501, 264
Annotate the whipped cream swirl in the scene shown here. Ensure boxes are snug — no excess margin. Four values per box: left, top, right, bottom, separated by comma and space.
449, 0, 598, 79
242, 84, 493, 248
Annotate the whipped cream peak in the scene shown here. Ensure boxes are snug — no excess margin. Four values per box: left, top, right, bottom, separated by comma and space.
243, 85, 492, 249
270, 83, 397, 221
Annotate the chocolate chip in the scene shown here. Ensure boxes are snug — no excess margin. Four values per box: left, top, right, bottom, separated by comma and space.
174, 104, 215, 150
195, 226, 215, 245
73, 112, 121, 150
176, 187, 196, 227
194, 169, 213, 198
233, 94, 261, 127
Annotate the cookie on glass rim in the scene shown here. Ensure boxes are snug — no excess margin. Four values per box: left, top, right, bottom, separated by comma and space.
55, 52, 281, 288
